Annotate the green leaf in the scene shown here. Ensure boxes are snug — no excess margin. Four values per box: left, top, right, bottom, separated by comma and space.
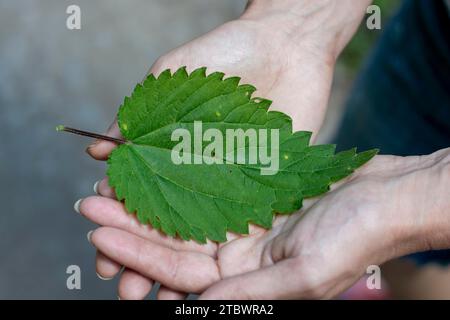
107, 66, 377, 243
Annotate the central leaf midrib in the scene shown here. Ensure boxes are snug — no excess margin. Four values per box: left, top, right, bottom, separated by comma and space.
133, 120, 291, 147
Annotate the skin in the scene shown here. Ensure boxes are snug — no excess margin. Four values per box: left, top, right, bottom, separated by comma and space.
80, 149, 450, 299
78, 0, 450, 299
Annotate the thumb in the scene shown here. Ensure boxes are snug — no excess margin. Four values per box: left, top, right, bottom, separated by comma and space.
86, 119, 123, 161
199, 259, 300, 300
86, 67, 157, 161
86, 60, 173, 161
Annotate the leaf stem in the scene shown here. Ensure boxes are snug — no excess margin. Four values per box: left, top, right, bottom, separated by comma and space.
56, 125, 127, 144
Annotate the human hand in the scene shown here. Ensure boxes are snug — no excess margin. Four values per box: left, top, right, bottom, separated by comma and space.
78, 148, 450, 299
87, 0, 374, 162
199, 149, 450, 299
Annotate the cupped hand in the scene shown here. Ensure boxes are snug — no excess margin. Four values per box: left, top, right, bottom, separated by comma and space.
87, 16, 337, 162
79, 148, 448, 299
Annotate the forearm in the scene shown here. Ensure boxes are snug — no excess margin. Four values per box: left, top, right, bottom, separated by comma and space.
241, 0, 373, 61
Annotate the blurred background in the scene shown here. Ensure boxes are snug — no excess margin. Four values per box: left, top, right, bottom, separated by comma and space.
0, 0, 399, 299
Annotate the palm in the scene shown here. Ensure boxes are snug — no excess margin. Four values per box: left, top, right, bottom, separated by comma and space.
149, 19, 334, 134
150, 20, 282, 94
199, 156, 405, 299
214, 215, 288, 277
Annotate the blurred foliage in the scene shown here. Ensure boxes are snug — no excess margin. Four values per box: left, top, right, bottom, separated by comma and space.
339, 0, 401, 72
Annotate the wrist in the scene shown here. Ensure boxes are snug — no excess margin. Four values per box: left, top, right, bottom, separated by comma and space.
389, 149, 450, 258
240, 0, 372, 61
416, 150, 450, 250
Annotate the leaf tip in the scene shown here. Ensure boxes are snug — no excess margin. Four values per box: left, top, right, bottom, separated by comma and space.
353, 148, 379, 167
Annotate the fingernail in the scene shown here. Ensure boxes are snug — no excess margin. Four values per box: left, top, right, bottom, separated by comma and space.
117, 295, 121, 300
96, 272, 113, 281
85, 140, 99, 155
93, 180, 100, 194
87, 230, 94, 244
74, 199, 83, 214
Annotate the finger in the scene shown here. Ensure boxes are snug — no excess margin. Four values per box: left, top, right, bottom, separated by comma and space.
157, 286, 187, 300
96, 250, 122, 280
86, 64, 166, 163
91, 227, 220, 293
79, 196, 217, 257
86, 120, 122, 161
95, 177, 116, 199
118, 268, 153, 300
199, 259, 301, 300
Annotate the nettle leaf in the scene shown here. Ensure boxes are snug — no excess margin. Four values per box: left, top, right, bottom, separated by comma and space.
107, 66, 377, 243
